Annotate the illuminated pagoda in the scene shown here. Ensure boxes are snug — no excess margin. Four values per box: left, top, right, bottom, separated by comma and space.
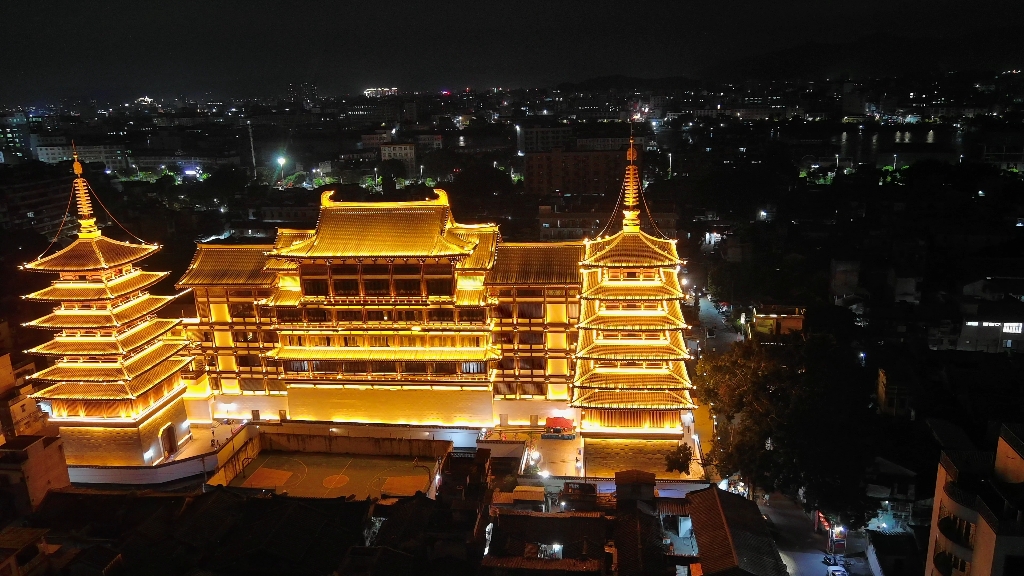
23, 154, 191, 466
177, 190, 501, 426
571, 140, 695, 431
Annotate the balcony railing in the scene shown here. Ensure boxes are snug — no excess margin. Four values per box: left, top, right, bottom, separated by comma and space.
937, 515, 974, 550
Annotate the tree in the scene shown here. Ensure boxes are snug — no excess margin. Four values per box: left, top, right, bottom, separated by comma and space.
665, 444, 694, 474
695, 334, 873, 527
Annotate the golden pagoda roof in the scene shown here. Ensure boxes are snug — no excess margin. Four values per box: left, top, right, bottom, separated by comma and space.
582, 230, 679, 268
455, 288, 488, 307
486, 242, 585, 285
268, 346, 498, 362
27, 294, 179, 330
274, 228, 315, 249
574, 369, 691, 391
26, 318, 179, 357
25, 270, 168, 302
31, 340, 187, 383
33, 356, 191, 400
271, 190, 476, 260
581, 283, 684, 301
570, 388, 695, 410
451, 224, 500, 270
264, 290, 302, 306
23, 236, 160, 273
176, 244, 277, 287
575, 342, 688, 361
577, 314, 686, 331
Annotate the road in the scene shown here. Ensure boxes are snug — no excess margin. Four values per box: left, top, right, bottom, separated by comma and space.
696, 296, 743, 356
759, 493, 871, 576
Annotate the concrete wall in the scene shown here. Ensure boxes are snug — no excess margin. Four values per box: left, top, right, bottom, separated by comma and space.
259, 429, 451, 458
493, 398, 575, 427
69, 423, 257, 484
288, 386, 492, 427
994, 435, 1024, 483
211, 394, 288, 421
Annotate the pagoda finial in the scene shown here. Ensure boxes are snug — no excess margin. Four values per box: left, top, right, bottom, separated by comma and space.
71, 144, 100, 239
622, 137, 641, 232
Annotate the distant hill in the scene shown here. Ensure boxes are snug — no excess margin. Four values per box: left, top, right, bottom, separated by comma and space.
698, 27, 1024, 81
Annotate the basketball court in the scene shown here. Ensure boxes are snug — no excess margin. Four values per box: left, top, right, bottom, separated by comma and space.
227, 451, 436, 499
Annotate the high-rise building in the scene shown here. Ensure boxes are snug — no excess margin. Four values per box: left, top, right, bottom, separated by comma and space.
23, 154, 193, 466
925, 424, 1024, 576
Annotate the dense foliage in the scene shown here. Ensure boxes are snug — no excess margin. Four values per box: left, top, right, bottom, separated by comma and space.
695, 334, 874, 527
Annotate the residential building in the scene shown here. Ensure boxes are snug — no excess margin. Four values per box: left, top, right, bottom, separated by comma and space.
925, 424, 1024, 576
519, 125, 573, 153
524, 148, 632, 196
360, 131, 392, 149
538, 205, 677, 240
0, 165, 75, 240
24, 154, 193, 466
380, 142, 416, 176
0, 436, 70, 516
34, 143, 130, 171
749, 305, 805, 337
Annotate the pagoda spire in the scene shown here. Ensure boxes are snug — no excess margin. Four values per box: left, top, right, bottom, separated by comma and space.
622, 137, 641, 232
71, 147, 100, 239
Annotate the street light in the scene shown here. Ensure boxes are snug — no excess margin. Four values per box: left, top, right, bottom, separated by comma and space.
893, 154, 897, 170
277, 157, 286, 168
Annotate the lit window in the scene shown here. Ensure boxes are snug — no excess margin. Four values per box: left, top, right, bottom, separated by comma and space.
965, 321, 979, 326
1003, 323, 1022, 334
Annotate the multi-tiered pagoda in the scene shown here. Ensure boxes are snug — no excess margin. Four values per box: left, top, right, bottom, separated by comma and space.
24, 154, 191, 466
571, 141, 695, 430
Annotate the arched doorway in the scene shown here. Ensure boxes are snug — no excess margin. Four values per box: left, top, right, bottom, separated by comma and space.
160, 424, 177, 460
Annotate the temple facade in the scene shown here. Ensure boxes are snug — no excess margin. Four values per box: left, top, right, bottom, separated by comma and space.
23, 142, 695, 470
174, 139, 694, 436
24, 154, 192, 466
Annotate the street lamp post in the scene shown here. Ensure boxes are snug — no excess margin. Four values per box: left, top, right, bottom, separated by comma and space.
893, 154, 897, 170
668, 152, 673, 178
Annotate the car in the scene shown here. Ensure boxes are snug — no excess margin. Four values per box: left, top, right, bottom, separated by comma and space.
825, 566, 848, 576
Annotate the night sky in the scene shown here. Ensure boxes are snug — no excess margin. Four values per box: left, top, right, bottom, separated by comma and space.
3, 0, 1024, 103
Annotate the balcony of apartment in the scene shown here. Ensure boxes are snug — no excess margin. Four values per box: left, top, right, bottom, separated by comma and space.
936, 515, 975, 560
942, 481, 982, 523
932, 551, 970, 576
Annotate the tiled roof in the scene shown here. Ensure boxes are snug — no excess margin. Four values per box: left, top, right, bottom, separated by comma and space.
27, 294, 178, 329
272, 191, 476, 259
576, 342, 688, 361
176, 244, 276, 287
454, 288, 488, 306
582, 231, 679, 268
451, 225, 500, 270
686, 487, 789, 576
268, 346, 498, 362
274, 228, 315, 249
24, 236, 159, 272
34, 355, 190, 399
27, 318, 179, 356
575, 370, 691, 391
31, 340, 187, 383
486, 242, 585, 285
570, 388, 695, 409
581, 283, 685, 300
25, 270, 168, 301
577, 314, 686, 331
